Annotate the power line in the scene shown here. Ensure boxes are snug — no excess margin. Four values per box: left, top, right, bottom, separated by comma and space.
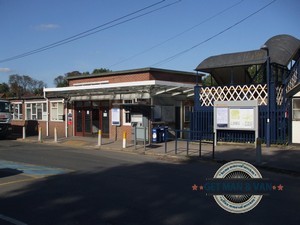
0, 0, 166, 63
109, 0, 245, 68
0, 0, 180, 64
151, 0, 277, 67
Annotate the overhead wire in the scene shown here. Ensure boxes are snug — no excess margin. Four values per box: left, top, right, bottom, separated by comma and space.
109, 0, 245, 68
151, 0, 277, 67
0, 0, 180, 63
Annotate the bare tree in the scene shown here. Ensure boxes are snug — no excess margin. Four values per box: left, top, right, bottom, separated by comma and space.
54, 75, 68, 87
8, 74, 47, 97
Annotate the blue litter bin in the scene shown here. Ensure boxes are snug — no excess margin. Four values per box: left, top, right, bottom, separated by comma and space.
159, 126, 168, 142
152, 127, 161, 143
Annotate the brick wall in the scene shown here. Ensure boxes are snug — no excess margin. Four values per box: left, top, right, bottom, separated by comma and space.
110, 125, 133, 141
68, 70, 197, 86
69, 72, 151, 86
48, 121, 65, 138
150, 71, 196, 84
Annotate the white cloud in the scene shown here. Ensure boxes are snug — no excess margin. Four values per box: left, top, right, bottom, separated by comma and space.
35, 23, 60, 31
0, 68, 11, 73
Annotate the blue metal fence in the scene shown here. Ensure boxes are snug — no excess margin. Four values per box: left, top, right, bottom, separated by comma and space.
190, 105, 288, 144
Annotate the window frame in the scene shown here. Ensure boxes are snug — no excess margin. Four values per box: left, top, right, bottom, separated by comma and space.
292, 98, 300, 121
25, 101, 47, 121
11, 102, 23, 120
50, 100, 64, 122
122, 100, 133, 126
184, 105, 193, 122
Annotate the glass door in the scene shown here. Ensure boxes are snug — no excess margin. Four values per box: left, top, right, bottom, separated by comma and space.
76, 109, 83, 136
75, 101, 109, 137
101, 107, 109, 137
84, 109, 92, 135
75, 109, 92, 136
92, 109, 100, 134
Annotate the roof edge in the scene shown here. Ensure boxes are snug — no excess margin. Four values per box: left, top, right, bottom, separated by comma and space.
67, 67, 198, 80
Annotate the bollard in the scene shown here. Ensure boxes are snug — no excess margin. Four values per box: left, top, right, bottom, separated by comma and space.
187, 139, 189, 156
143, 127, 146, 152
22, 126, 26, 139
256, 137, 262, 164
123, 131, 127, 149
199, 138, 202, 158
164, 129, 167, 154
134, 126, 137, 150
38, 127, 42, 142
175, 131, 178, 154
54, 127, 58, 143
97, 130, 102, 147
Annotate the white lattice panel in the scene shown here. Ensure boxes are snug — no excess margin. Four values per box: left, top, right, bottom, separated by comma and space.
286, 70, 298, 93
199, 84, 268, 106
276, 85, 284, 105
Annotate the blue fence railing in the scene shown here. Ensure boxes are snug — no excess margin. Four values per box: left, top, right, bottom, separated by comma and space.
190, 106, 288, 144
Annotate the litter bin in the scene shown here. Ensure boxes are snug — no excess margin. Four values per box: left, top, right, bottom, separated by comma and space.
25, 120, 38, 136
152, 127, 161, 143
159, 126, 168, 142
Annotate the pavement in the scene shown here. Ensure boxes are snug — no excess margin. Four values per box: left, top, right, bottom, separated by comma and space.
16, 134, 300, 176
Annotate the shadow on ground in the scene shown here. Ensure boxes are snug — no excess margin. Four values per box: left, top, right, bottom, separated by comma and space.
0, 168, 22, 178
0, 159, 299, 225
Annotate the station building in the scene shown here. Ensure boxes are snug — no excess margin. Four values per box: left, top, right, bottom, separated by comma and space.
10, 35, 300, 145
11, 68, 198, 141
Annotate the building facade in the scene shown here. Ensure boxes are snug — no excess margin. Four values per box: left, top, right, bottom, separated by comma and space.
11, 68, 198, 141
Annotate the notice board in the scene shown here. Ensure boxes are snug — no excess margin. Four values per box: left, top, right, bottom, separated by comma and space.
213, 100, 258, 145
111, 108, 120, 126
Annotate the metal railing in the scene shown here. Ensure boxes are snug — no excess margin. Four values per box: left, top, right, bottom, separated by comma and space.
160, 128, 215, 159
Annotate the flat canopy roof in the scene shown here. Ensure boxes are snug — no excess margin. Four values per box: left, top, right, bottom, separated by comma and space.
44, 80, 195, 100
195, 34, 300, 85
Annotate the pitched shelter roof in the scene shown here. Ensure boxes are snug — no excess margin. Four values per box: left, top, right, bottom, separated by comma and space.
195, 35, 300, 85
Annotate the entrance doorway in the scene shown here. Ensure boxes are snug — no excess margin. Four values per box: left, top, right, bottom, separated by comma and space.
75, 101, 109, 137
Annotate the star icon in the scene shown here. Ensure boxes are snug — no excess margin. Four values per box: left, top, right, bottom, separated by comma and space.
192, 184, 198, 191
277, 184, 284, 191
272, 185, 277, 190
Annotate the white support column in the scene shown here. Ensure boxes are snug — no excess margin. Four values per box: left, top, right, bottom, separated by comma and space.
22, 126, 26, 139
38, 127, 42, 142
54, 127, 58, 143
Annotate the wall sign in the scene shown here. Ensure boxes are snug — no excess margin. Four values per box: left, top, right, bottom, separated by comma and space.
216, 107, 228, 128
111, 108, 120, 126
67, 112, 72, 125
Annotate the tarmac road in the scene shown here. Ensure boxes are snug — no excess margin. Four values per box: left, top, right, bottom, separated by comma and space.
0, 140, 299, 225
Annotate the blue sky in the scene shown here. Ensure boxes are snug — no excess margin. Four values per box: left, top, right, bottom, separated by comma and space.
0, 0, 299, 87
